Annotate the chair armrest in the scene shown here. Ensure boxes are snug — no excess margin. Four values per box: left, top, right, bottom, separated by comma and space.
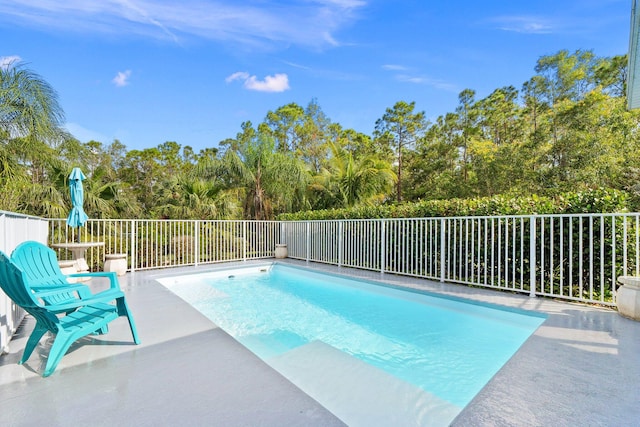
68, 271, 121, 290
38, 288, 125, 312
31, 283, 93, 299
32, 284, 91, 299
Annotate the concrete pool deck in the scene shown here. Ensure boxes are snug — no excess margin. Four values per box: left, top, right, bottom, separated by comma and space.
1, 259, 639, 426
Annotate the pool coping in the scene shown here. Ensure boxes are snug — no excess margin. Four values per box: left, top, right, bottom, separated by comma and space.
1, 259, 639, 426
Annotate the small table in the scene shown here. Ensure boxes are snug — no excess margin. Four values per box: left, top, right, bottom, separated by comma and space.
51, 242, 105, 273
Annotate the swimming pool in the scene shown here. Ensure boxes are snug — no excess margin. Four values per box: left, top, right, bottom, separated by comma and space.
158, 263, 546, 426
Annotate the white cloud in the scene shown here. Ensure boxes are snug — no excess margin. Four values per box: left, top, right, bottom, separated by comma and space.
225, 71, 250, 83
382, 63, 457, 92
112, 70, 132, 87
322, 31, 340, 47
0, 0, 367, 50
490, 16, 554, 34
382, 64, 407, 71
0, 55, 21, 70
226, 71, 290, 93
245, 74, 290, 92
396, 74, 425, 84
282, 61, 311, 70
395, 74, 458, 92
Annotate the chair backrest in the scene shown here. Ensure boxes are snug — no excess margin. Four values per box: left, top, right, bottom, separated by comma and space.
0, 251, 60, 332
11, 241, 68, 287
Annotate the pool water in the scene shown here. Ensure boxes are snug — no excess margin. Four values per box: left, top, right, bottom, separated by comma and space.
159, 264, 546, 426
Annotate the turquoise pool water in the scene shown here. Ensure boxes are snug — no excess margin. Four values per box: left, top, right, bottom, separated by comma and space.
159, 263, 545, 426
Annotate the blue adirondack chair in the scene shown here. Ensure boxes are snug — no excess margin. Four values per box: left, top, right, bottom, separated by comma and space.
12, 241, 115, 309
0, 251, 140, 377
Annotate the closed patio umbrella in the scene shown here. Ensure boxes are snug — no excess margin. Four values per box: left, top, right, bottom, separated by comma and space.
66, 167, 89, 243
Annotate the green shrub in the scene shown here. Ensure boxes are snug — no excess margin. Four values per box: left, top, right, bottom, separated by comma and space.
278, 188, 631, 221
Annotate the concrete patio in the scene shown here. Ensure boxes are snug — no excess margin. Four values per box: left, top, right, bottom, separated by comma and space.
1, 259, 639, 426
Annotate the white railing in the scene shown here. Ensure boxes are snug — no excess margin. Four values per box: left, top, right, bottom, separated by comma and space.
281, 214, 640, 306
38, 213, 640, 306
2, 212, 638, 352
0, 211, 49, 353
48, 219, 281, 272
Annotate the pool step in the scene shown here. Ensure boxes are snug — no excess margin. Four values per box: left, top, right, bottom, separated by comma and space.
239, 331, 308, 359
267, 340, 462, 427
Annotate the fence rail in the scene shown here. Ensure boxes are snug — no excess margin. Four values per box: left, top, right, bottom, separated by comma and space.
281, 214, 640, 306
48, 219, 281, 272
39, 213, 640, 306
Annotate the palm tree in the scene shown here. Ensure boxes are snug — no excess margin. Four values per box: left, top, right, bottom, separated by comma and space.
82, 165, 139, 219
310, 141, 396, 208
154, 173, 239, 220
53, 138, 144, 219
1, 61, 67, 214
206, 134, 308, 220
17, 182, 68, 218
1, 60, 64, 142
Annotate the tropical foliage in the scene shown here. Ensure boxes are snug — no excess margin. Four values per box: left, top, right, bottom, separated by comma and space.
1, 50, 639, 221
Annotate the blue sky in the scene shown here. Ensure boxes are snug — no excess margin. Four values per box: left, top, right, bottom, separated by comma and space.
0, 0, 631, 153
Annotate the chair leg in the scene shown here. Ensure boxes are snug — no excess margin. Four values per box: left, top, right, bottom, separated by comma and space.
94, 325, 109, 335
19, 325, 47, 365
116, 297, 140, 344
127, 313, 140, 345
42, 333, 74, 377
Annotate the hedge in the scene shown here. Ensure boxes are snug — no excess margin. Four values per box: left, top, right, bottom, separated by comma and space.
277, 188, 631, 221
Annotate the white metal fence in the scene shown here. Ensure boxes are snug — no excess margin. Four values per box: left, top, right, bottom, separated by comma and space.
281, 214, 640, 306
0, 211, 49, 353
2, 213, 637, 352
48, 219, 281, 272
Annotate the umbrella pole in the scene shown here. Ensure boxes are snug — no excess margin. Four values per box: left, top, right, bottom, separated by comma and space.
77, 226, 81, 243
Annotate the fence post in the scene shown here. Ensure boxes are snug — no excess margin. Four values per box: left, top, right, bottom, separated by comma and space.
243, 221, 247, 262
381, 220, 386, 274
194, 220, 200, 267
130, 220, 136, 272
338, 221, 343, 267
306, 221, 311, 263
529, 216, 537, 298
440, 218, 446, 283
